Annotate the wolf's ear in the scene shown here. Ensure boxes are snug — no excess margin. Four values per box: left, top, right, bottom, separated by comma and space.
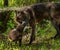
24, 11, 30, 20
15, 10, 22, 14
15, 10, 20, 16
15, 10, 20, 13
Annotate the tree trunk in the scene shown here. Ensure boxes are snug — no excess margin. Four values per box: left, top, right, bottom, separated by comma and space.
0, 0, 11, 33
37, 0, 44, 3
40, 0, 44, 2
48, 0, 55, 2
4, 0, 8, 6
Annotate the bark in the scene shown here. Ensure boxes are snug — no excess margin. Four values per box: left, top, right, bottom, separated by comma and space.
4, 0, 8, 6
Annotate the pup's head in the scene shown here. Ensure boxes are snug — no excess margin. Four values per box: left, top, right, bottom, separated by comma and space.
8, 24, 25, 41
8, 28, 20, 41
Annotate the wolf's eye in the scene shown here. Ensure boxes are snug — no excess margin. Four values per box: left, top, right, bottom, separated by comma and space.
16, 16, 21, 19
17, 17, 20, 20
19, 21, 22, 24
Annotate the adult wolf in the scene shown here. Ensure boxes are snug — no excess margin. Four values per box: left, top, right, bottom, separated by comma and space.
15, 2, 60, 44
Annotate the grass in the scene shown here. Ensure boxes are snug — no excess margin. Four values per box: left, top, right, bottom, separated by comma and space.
0, 36, 60, 50
0, 21, 60, 50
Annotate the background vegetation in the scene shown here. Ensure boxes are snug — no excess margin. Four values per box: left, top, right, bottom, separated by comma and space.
0, 0, 60, 50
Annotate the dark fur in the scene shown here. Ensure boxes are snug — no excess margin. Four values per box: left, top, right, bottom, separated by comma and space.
50, 3, 60, 38
8, 24, 25, 46
15, 2, 60, 44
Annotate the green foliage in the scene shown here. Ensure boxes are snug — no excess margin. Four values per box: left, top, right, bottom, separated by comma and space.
9, 0, 16, 6
7, 12, 15, 29
9, 0, 37, 7
0, 21, 2, 26
4, 12, 16, 35
0, 0, 4, 8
